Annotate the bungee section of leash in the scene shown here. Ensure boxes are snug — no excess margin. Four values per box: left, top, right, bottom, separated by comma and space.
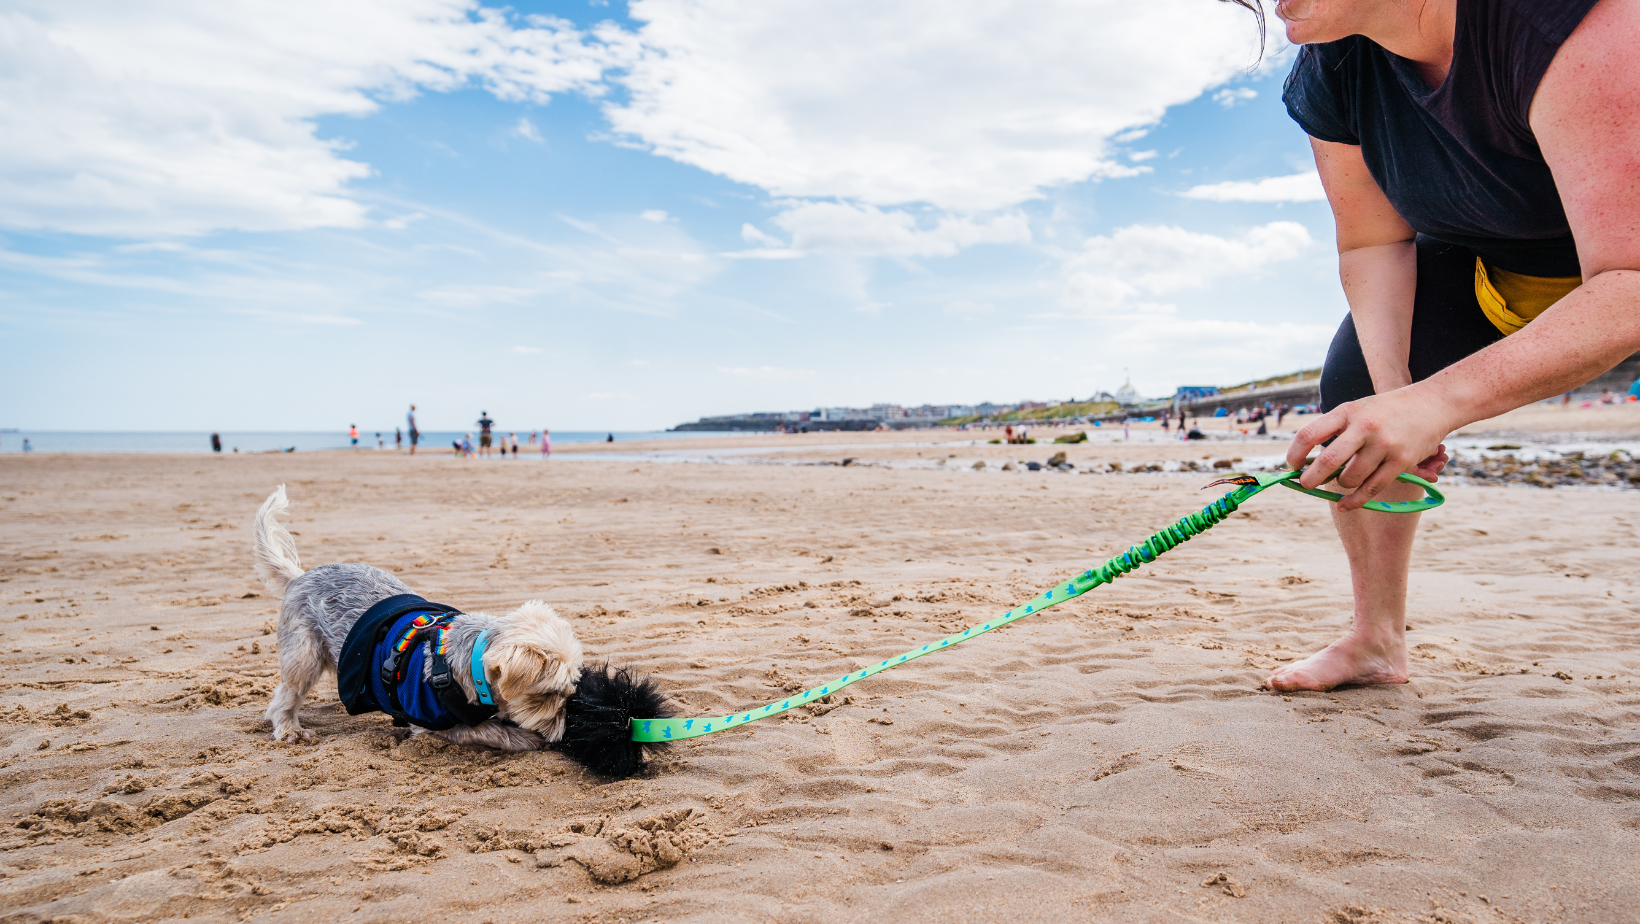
630, 469, 1443, 743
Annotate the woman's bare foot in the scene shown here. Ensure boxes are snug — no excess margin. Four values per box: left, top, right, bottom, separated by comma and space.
1264, 629, 1409, 692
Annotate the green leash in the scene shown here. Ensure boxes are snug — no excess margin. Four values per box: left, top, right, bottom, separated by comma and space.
631, 470, 1442, 743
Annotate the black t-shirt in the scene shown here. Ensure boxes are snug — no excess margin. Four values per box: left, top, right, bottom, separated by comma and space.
1283, 0, 1598, 277
478, 416, 493, 433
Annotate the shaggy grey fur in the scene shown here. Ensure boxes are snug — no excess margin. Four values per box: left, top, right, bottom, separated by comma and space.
281, 563, 410, 661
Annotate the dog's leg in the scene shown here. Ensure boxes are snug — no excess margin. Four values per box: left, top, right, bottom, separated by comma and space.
434, 722, 545, 753
265, 618, 326, 744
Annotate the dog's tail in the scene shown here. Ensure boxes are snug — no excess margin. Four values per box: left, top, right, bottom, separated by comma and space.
252, 485, 304, 598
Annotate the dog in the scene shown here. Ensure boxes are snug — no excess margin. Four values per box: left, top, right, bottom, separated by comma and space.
253, 485, 584, 753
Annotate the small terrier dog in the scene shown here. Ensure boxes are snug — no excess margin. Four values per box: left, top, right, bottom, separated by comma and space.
253, 485, 583, 752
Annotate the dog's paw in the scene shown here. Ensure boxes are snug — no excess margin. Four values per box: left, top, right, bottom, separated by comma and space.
271, 728, 315, 745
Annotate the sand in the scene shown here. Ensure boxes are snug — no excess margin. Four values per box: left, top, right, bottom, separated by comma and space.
4, 420, 1640, 923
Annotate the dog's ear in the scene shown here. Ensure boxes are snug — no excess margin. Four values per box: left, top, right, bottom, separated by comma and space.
488, 600, 584, 699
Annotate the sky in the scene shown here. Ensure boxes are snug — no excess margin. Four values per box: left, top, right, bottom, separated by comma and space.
0, 0, 1344, 432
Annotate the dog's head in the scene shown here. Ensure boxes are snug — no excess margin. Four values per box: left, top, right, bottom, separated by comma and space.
484, 600, 584, 741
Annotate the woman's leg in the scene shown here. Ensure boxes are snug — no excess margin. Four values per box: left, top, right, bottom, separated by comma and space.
1267, 482, 1423, 690
1269, 238, 1501, 692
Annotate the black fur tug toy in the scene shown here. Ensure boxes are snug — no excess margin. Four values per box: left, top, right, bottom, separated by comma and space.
558, 664, 675, 778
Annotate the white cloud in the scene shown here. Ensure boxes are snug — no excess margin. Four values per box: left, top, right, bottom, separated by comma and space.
1094, 315, 1335, 383
1, 0, 1280, 266
771, 202, 1031, 258
415, 283, 542, 308
1061, 221, 1313, 312
603, 0, 1270, 211
229, 307, 363, 326
716, 365, 815, 380
512, 116, 543, 142
740, 223, 784, 247
1212, 87, 1258, 107
511, 345, 542, 353
639, 209, 670, 222
382, 212, 427, 230
0, 0, 624, 236
1180, 170, 1327, 203
943, 300, 994, 319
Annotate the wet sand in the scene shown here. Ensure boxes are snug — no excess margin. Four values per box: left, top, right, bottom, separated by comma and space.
3, 429, 1640, 922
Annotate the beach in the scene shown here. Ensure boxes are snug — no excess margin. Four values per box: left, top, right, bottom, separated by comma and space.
4, 408, 1640, 923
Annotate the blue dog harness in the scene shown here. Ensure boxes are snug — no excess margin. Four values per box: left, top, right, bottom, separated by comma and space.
337, 594, 499, 731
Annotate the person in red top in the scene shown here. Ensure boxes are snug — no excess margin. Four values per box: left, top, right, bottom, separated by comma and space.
349, 424, 358, 449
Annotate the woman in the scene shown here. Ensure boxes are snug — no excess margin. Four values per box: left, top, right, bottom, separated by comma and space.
1256, 0, 1640, 691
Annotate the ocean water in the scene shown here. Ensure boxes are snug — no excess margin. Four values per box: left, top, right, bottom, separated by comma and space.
0, 430, 746, 454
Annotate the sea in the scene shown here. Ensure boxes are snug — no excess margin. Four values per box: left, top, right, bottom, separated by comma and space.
0, 430, 745, 454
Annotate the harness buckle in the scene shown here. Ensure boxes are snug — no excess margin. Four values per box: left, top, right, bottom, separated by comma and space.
428, 654, 454, 690
379, 651, 403, 688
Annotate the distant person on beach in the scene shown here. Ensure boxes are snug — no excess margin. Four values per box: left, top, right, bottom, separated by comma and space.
460, 433, 473, 458
22, 439, 31, 452
606, 433, 614, 443
349, 424, 358, 448
394, 428, 402, 451
1251, 0, 1640, 692
508, 432, 518, 457
211, 432, 222, 453
541, 428, 551, 458
407, 404, 420, 455
376, 432, 383, 449
477, 412, 495, 457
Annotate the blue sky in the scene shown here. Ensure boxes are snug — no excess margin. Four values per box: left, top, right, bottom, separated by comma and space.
0, 0, 1341, 432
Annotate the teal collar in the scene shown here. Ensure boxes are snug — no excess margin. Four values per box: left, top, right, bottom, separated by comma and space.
470, 630, 495, 705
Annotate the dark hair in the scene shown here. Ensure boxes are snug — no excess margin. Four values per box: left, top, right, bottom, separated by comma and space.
1221, 0, 1268, 61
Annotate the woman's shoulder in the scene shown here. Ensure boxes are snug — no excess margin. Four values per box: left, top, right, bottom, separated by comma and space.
1492, 0, 1602, 44
1284, 36, 1378, 144
1461, 0, 1603, 127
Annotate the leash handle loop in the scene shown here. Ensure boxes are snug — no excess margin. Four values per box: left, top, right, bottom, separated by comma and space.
1267, 469, 1444, 513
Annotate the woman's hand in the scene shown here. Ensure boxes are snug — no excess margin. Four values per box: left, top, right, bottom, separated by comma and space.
1286, 384, 1458, 510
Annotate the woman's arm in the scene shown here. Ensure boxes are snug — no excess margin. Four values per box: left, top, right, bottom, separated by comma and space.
1312, 138, 1419, 394
1288, 0, 1640, 508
